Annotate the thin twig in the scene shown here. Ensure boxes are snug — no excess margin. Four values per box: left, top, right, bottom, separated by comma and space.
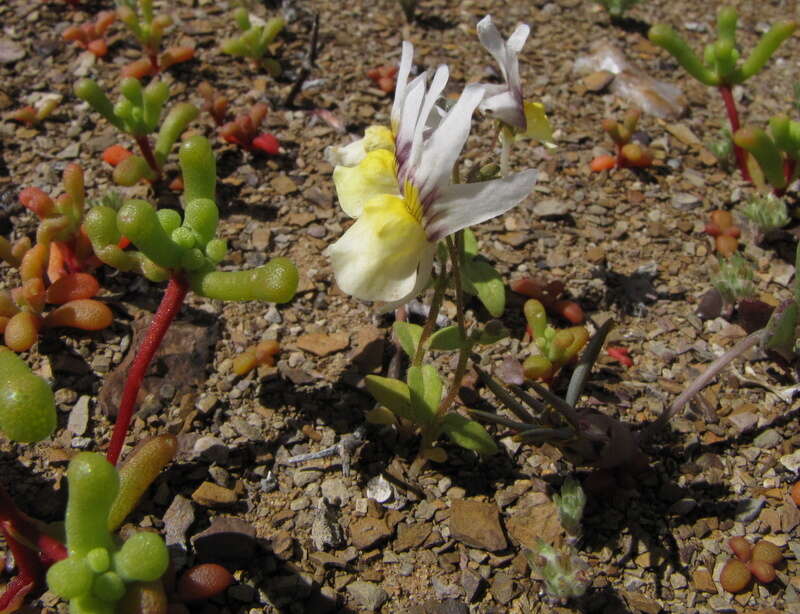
284, 12, 319, 108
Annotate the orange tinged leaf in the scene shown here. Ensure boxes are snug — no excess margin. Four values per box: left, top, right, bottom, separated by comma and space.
715, 235, 738, 257
42, 299, 112, 331
590, 154, 616, 172
4, 312, 42, 352
45, 273, 100, 304
103, 144, 134, 167
87, 39, 108, 57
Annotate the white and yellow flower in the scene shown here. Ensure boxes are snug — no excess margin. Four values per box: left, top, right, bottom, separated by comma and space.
325, 41, 538, 309
477, 15, 554, 145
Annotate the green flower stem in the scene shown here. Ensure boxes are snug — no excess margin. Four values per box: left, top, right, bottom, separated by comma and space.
499, 126, 512, 177
719, 85, 752, 183
411, 273, 446, 368
438, 233, 469, 415
106, 274, 189, 466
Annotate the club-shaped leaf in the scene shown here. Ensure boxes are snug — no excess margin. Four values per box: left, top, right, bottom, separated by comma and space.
474, 365, 537, 423
764, 300, 798, 361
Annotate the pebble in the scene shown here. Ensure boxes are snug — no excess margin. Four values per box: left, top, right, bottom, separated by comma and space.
67, 395, 91, 435
346, 581, 389, 612
780, 450, 800, 473
533, 198, 571, 217
191, 482, 237, 507
735, 497, 765, 523
449, 500, 507, 552
490, 572, 515, 605
192, 516, 256, 563
297, 332, 350, 357
350, 517, 393, 550
753, 428, 782, 449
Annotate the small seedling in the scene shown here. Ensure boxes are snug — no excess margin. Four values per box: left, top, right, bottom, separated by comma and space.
221, 8, 284, 76
711, 253, 755, 307
117, 0, 194, 78
649, 7, 797, 182
75, 77, 198, 184
2, 164, 112, 351
63, 10, 116, 57
525, 538, 591, 603
590, 109, 653, 171
707, 128, 734, 172
511, 277, 584, 324
704, 209, 741, 257
595, 0, 641, 20
522, 299, 589, 382
219, 103, 280, 155
553, 478, 586, 545
367, 64, 398, 94
740, 193, 790, 234
734, 114, 800, 195
719, 537, 783, 593
5, 94, 61, 126
232, 339, 280, 376
198, 81, 229, 126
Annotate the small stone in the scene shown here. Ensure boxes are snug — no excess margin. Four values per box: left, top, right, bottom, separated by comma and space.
346, 581, 389, 611
461, 568, 484, 603
311, 502, 345, 550
67, 395, 91, 435
450, 500, 507, 552
272, 174, 298, 195
780, 449, 800, 473
0, 39, 25, 63
533, 198, 570, 218
297, 332, 350, 357
735, 497, 765, 523
251, 227, 271, 250
291, 468, 323, 487
191, 516, 256, 562
350, 517, 393, 550
394, 522, 432, 553
753, 429, 782, 449
693, 566, 718, 593
490, 572, 515, 605
727, 412, 757, 433
583, 70, 614, 92
666, 123, 702, 146
163, 495, 195, 547
193, 435, 229, 464
191, 482, 237, 507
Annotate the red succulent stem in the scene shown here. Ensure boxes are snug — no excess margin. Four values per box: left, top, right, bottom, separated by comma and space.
134, 135, 161, 179
148, 50, 159, 73
775, 158, 797, 196
718, 85, 752, 183
0, 484, 68, 610
106, 274, 189, 466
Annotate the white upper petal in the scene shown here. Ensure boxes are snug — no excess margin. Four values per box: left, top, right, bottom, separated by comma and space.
408, 65, 449, 176
414, 83, 486, 201
391, 41, 415, 131
396, 73, 427, 178
424, 169, 538, 241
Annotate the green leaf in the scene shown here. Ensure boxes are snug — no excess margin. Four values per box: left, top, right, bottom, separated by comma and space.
440, 413, 498, 455
407, 365, 442, 424
429, 326, 470, 351
364, 375, 418, 423
393, 322, 423, 357
463, 228, 478, 259
462, 259, 506, 317
765, 301, 798, 361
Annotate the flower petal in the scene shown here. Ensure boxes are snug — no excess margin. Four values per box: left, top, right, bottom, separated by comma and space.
391, 41, 415, 133
333, 149, 400, 218
395, 73, 428, 176
325, 194, 429, 302
415, 83, 485, 199
476, 15, 527, 130
377, 242, 436, 313
424, 169, 538, 240
506, 23, 530, 54
326, 125, 395, 167
517, 101, 555, 147
479, 91, 524, 129
408, 64, 449, 176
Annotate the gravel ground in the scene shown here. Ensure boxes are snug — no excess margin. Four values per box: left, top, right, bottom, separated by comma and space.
2, 0, 800, 612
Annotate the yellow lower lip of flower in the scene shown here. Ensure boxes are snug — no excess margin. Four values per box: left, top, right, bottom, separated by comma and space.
518, 101, 555, 147
333, 148, 399, 218
326, 193, 429, 302
363, 125, 395, 153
